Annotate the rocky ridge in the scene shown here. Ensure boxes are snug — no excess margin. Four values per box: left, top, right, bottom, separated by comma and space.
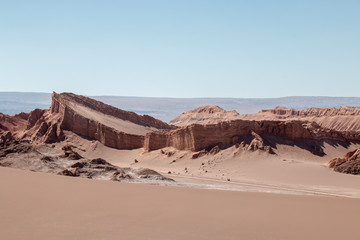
1, 92, 172, 149
241, 106, 360, 132
145, 119, 360, 153
1, 93, 360, 176
170, 105, 239, 126
261, 106, 360, 117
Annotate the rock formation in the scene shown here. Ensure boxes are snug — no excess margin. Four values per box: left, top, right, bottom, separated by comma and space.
2, 93, 360, 177
0, 112, 28, 138
261, 106, 360, 117
145, 119, 360, 152
170, 105, 239, 126
244, 106, 360, 132
59, 158, 173, 182
2, 92, 172, 150
0, 139, 173, 182
328, 147, 360, 175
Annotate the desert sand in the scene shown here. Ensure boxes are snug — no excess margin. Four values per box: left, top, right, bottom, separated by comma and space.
1, 167, 360, 240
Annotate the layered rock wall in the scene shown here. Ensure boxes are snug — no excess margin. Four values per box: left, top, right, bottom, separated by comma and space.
145, 120, 360, 152
52, 92, 172, 129
59, 103, 144, 149
262, 106, 360, 117
25, 92, 173, 149
2, 93, 360, 154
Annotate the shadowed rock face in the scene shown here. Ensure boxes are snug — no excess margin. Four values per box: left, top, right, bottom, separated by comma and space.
329, 147, 360, 175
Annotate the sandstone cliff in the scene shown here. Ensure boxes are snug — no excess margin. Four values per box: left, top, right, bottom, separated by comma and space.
1, 92, 172, 150
51, 92, 171, 129
261, 106, 360, 117
171, 105, 360, 133
2, 95, 360, 159
243, 106, 360, 132
145, 119, 360, 152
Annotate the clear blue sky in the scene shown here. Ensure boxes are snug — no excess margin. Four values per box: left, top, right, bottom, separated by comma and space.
0, 0, 359, 98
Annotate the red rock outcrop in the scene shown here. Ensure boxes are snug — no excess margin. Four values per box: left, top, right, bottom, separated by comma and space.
2, 95, 360, 158
0, 112, 28, 138
28, 92, 172, 149
50, 92, 172, 129
262, 106, 360, 117
145, 119, 360, 152
1, 92, 172, 150
249, 106, 360, 132
171, 105, 360, 132
329, 147, 360, 175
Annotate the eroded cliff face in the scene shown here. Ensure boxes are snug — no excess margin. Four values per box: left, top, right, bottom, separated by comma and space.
49, 94, 144, 148
41, 92, 171, 148
2, 95, 360, 159
170, 105, 360, 132
145, 119, 360, 152
262, 106, 360, 117
0, 93, 175, 183
253, 106, 360, 132
1, 92, 172, 150
50, 92, 172, 129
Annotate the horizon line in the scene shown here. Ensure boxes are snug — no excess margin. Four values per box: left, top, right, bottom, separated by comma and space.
0, 91, 359, 99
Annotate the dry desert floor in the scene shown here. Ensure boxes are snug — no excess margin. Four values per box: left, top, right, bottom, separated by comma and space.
1, 166, 360, 240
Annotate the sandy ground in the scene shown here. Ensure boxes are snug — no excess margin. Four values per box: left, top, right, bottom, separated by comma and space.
2, 131, 360, 239
65, 130, 360, 198
1, 167, 360, 240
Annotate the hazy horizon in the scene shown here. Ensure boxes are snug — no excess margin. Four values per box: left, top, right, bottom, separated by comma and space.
1, 92, 360, 122
1, 91, 360, 99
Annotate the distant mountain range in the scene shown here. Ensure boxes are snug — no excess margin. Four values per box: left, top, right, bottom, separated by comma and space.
1, 92, 360, 122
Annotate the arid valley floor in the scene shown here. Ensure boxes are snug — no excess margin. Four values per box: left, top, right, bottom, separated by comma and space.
1, 92, 360, 240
